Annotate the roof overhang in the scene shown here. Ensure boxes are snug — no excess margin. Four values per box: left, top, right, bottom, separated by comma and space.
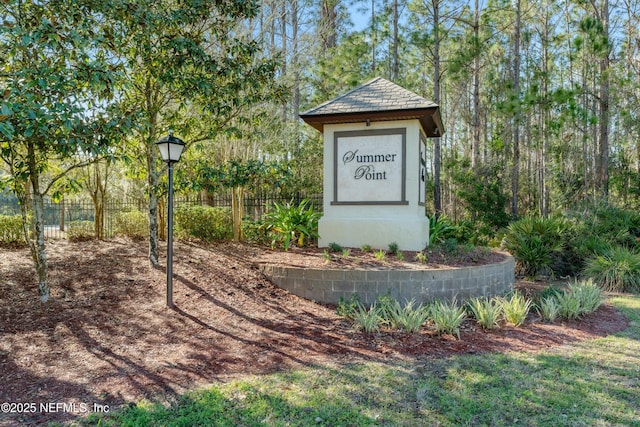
300, 107, 444, 138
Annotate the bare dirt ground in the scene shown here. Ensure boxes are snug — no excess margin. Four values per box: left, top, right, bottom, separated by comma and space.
0, 239, 629, 426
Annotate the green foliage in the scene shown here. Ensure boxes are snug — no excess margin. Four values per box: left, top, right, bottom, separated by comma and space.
382, 299, 430, 333
241, 219, 268, 245
499, 291, 532, 327
429, 216, 457, 245
374, 249, 386, 261
468, 297, 502, 330
501, 216, 567, 277
342, 248, 351, 258
361, 244, 372, 253
328, 242, 344, 252
555, 291, 583, 320
387, 242, 399, 255
415, 251, 428, 264
0, 214, 24, 245
336, 294, 361, 320
263, 199, 321, 250
352, 303, 381, 332
583, 246, 640, 293
429, 300, 466, 338
396, 251, 405, 261
175, 206, 232, 242
66, 221, 95, 242
537, 296, 561, 322
568, 279, 603, 314
113, 210, 148, 239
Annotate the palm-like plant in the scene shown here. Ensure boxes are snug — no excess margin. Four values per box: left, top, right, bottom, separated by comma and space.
263, 199, 321, 250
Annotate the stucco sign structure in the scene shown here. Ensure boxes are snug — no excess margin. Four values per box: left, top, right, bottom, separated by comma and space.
300, 77, 444, 251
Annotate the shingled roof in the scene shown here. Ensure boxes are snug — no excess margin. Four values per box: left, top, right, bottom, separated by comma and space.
300, 77, 444, 137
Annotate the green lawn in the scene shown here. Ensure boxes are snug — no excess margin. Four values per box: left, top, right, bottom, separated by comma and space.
81, 296, 640, 427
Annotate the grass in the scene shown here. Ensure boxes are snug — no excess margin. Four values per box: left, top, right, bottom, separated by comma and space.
82, 296, 640, 427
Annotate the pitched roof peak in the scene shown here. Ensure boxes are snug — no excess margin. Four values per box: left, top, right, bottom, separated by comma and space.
300, 77, 444, 137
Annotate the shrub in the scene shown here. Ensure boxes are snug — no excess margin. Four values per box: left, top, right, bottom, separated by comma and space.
352, 303, 381, 332
262, 199, 321, 250
336, 294, 361, 320
67, 220, 95, 241
468, 297, 502, 330
328, 242, 343, 252
499, 291, 532, 327
387, 242, 399, 255
537, 296, 561, 322
175, 206, 232, 242
113, 210, 148, 239
361, 244, 372, 253
583, 247, 640, 293
374, 250, 386, 261
0, 214, 24, 245
415, 251, 428, 264
555, 279, 603, 320
501, 216, 567, 278
568, 279, 603, 314
429, 215, 457, 245
429, 300, 466, 339
555, 291, 583, 320
394, 299, 430, 333
241, 219, 268, 245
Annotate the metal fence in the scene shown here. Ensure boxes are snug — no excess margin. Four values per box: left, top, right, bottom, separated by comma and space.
0, 193, 323, 240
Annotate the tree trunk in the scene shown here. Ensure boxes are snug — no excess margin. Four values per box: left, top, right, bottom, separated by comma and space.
392, 0, 399, 81
511, 0, 522, 219
598, 0, 610, 200
471, 0, 481, 168
231, 186, 244, 241
432, 0, 442, 217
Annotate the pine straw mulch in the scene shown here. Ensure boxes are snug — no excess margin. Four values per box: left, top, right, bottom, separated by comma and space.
0, 239, 629, 426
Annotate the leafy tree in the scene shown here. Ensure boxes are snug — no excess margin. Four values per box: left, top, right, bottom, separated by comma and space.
106, 0, 284, 265
0, 0, 129, 302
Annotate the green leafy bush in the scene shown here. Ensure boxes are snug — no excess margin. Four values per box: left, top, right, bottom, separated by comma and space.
328, 242, 344, 252
0, 214, 24, 245
387, 242, 399, 255
262, 199, 321, 250
241, 219, 268, 244
499, 291, 532, 327
175, 206, 232, 242
429, 215, 456, 245
429, 300, 466, 338
468, 297, 502, 330
67, 220, 95, 241
501, 216, 567, 278
336, 294, 361, 320
113, 210, 149, 239
583, 247, 640, 292
393, 299, 430, 333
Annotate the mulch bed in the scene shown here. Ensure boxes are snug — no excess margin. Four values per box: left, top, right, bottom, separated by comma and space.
0, 239, 629, 426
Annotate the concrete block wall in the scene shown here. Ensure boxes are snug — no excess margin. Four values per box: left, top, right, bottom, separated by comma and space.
259, 255, 515, 305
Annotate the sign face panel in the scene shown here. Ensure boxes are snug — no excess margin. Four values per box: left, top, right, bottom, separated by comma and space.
333, 129, 407, 204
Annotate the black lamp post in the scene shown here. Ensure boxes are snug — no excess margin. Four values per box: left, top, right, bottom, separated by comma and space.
156, 132, 185, 307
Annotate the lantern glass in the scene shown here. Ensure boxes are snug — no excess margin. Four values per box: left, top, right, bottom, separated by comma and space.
156, 134, 185, 163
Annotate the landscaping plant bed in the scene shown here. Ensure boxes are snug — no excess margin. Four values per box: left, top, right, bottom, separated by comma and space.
0, 239, 629, 426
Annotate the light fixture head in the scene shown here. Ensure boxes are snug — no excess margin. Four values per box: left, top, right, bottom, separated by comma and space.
156, 133, 185, 163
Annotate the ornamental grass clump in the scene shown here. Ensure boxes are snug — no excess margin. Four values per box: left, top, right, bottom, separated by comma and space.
537, 296, 561, 322
569, 279, 603, 314
352, 303, 381, 333
499, 291, 532, 327
383, 299, 430, 333
468, 297, 502, 329
583, 246, 640, 293
429, 300, 466, 339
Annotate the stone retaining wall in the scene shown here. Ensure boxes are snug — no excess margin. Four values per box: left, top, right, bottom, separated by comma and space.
259, 255, 515, 305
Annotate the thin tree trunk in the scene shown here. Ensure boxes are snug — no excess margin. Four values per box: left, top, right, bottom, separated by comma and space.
432, 0, 442, 217
392, 0, 399, 81
511, 0, 522, 219
598, 0, 610, 200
